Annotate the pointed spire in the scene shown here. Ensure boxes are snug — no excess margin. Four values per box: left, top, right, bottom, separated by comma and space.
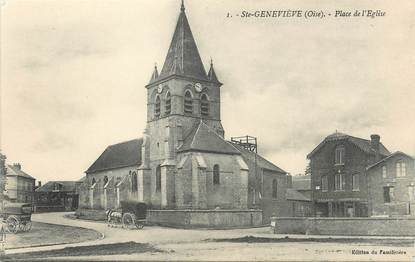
207, 58, 220, 83
159, 1, 208, 81
149, 63, 159, 83
181, 0, 185, 12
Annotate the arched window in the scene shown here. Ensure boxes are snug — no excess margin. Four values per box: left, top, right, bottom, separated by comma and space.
200, 94, 209, 117
154, 95, 161, 118
165, 91, 171, 115
272, 179, 278, 198
131, 171, 138, 192
184, 90, 193, 115
213, 164, 220, 185
156, 165, 161, 192
103, 176, 109, 185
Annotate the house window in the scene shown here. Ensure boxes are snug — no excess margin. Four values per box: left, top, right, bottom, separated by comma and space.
91, 178, 96, 185
103, 176, 109, 185
335, 146, 345, 165
352, 174, 359, 191
334, 173, 345, 191
384, 186, 395, 203
213, 164, 220, 185
396, 161, 406, 177
321, 176, 328, 192
184, 90, 193, 115
165, 91, 171, 115
154, 95, 161, 118
382, 165, 387, 178
272, 179, 278, 199
200, 93, 209, 117
156, 166, 161, 192
131, 171, 138, 192
408, 186, 415, 201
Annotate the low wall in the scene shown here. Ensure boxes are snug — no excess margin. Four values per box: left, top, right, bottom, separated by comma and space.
75, 208, 107, 221
147, 209, 263, 228
75, 208, 263, 228
271, 217, 415, 236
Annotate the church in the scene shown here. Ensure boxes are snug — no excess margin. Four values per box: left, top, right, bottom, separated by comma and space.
77, 1, 294, 227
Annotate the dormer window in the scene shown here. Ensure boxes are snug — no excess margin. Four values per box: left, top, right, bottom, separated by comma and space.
184, 90, 193, 115
165, 91, 171, 115
155, 95, 161, 118
335, 146, 345, 165
200, 93, 209, 117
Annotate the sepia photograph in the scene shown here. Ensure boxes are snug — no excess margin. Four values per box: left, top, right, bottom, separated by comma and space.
1, 0, 415, 261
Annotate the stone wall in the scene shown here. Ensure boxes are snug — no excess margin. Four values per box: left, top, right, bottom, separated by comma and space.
271, 217, 415, 236
147, 209, 263, 228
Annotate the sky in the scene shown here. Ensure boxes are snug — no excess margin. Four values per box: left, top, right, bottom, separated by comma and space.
1, 0, 414, 182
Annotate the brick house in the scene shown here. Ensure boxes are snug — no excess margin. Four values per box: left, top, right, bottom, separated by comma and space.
5, 163, 36, 204
78, 2, 291, 226
308, 133, 390, 217
34, 181, 79, 212
366, 152, 415, 216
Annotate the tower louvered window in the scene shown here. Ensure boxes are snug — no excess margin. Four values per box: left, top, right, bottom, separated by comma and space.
184, 90, 193, 115
155, 95, 161, 118
165, 92, 171, 115
200, 94, 209, 117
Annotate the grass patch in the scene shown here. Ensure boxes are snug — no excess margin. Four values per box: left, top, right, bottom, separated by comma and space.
206, 235, 414, 247
5, 241, 163, 260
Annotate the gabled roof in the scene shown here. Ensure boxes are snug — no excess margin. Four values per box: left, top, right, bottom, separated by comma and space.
292, 175, 311, 190
86, 138, 142, 174
286, 188, 311, 201
6, 164, 35, 180
155, 2, 208, 83
366, 151, 415, 171
307, 132, 390, 159
36, 181, 77, 192
231, 143, 287, 174
177, 121, 241, 155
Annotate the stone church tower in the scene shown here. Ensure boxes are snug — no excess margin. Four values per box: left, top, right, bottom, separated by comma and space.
138, 2, 227, 208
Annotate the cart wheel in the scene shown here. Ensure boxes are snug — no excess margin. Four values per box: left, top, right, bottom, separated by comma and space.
6, 216, 19, 234
136, 221, 144, 229
122, 213, 136, 229
24, 221, 32, 232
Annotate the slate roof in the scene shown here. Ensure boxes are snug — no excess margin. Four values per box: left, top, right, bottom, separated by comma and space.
86, 138, 143, 174
232, 143, 287, 174
177, 121, 241, 155
292, 175, 311, 190
207, 61, 221, 84
366, 151, 415, 170
307, 132, 390, 159
36, 181, 77, 192
6, 164, 35, 180
286, 188, 311, 201
155, 2, 208, 83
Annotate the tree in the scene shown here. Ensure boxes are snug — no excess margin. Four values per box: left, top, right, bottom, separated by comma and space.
0, 153, 7, 211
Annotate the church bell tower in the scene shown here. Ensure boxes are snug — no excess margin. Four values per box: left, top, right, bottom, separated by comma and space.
138, 1, 224, 207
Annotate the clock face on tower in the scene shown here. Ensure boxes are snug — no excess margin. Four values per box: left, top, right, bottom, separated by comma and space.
194, 83, 203, 92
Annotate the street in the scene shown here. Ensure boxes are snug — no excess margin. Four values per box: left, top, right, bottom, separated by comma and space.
3, 212, 415, 261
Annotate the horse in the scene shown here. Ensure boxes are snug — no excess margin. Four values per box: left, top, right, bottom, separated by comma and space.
105, 209, 122, 227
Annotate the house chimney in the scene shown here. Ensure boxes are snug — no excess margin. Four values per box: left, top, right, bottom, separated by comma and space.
13, 163, 21, 170
38, 181, 42, 188
370, 134, 381, 161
